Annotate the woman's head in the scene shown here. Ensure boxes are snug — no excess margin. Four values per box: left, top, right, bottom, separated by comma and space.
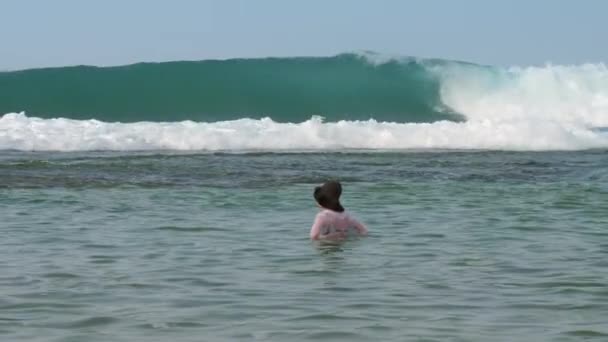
314, 180, 345, 212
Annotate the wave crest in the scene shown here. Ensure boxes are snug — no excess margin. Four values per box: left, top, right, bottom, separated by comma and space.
3, 54, 608, 151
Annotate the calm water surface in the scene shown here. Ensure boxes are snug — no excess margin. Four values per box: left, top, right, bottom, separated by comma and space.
1, 151, 608, 341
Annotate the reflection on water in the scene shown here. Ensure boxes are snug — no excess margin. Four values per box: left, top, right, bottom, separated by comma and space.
314, 240, 345, 255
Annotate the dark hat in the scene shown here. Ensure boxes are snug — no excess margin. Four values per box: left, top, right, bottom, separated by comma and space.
314, 180, 345, 212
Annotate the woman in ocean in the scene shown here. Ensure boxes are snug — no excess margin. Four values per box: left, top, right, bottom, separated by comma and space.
310, 180, 368, 240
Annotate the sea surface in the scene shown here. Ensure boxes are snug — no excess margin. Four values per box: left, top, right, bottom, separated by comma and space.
2, 53, 608, 341
2, 150, 608, 342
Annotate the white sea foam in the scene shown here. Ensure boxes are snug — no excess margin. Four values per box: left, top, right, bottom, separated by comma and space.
2, 62, 608, 152
0, 112, 605, 152
436, 62, 608, 128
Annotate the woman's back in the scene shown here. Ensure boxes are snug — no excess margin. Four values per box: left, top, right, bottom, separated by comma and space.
310, 209, 368, 240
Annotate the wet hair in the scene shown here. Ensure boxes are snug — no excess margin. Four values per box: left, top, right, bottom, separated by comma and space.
314, 180, 345, 212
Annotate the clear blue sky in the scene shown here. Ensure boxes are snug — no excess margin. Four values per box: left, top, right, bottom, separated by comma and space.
1, 0, 606, 70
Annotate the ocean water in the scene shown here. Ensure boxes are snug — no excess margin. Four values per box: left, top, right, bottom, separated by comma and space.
2, 53, 608, 341
2, 151, 608, 341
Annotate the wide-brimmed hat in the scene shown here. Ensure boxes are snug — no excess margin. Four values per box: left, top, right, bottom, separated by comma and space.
314, 180, 344, 212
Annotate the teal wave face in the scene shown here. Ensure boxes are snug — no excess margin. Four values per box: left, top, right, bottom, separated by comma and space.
0, 54, 463, 123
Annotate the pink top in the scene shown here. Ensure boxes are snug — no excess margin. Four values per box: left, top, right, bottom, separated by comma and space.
310, 209, 368, 240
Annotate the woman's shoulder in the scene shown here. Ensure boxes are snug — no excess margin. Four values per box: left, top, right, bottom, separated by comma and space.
316, 209, 333, 217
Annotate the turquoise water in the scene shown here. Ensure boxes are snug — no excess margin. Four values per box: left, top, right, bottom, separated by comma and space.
2, 151, 608, 341
0, 54, 459, 123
